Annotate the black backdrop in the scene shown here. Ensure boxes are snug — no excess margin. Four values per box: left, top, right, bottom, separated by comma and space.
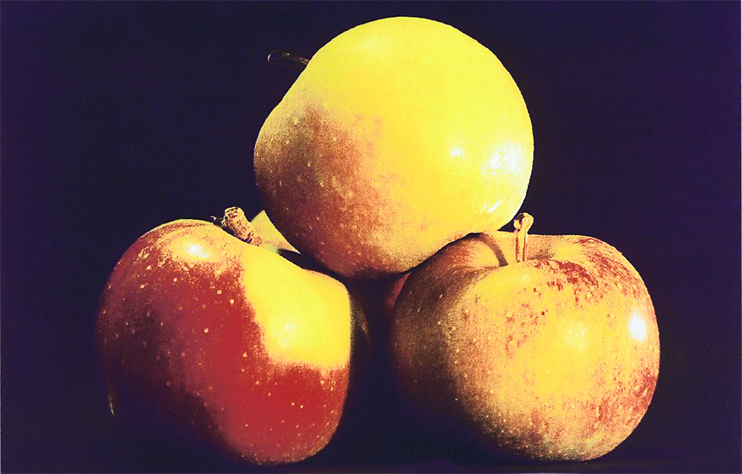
2, 2, 740, 472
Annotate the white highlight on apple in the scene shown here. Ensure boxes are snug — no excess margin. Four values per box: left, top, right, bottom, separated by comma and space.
481, 201, 501, 214
483, 142, 523, 175
564, 321, 587, 351
628, 312, 647, 341
272, 320, 298, 351
187, 243, 209, 259
450, 146, 464, 158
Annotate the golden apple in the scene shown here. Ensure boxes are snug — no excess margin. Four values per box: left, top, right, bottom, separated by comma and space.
254, 17, 533, 278
390, 214, 660, 461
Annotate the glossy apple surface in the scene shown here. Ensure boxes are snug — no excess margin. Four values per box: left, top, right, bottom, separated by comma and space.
96, 212, 356, 465
390, 216, 660, 461
254, 17, 533, 278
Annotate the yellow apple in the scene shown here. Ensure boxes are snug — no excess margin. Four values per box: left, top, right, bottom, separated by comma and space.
390, 214, 660, 461
254, 17, 533, 278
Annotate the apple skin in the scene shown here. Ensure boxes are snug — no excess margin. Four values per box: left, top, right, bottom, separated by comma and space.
390, 229, 660, 461
254, 17, 533, 279
252, 210, 409, 319
96, 218, 358, 465
251, 210, 298, 253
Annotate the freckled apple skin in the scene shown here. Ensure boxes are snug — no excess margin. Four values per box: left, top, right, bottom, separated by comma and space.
390, 232, 660, 461
96, 220, 356, 465
254, 17, 533, 279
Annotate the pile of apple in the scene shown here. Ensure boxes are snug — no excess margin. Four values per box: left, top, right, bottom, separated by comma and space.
96, 17, 660, 466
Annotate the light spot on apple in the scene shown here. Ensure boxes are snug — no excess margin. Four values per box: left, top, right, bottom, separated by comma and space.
482, 201, 501, 214
203, 328, 209, 334
563, 321, 587, 351
629, 312, 647, 341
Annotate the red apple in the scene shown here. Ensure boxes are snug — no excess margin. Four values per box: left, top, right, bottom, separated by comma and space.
96, 207, 360, 465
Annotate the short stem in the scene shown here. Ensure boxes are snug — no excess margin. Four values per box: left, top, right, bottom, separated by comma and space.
219, 207, 262, 246
267, 50, 309, 67
513, 212, 534, 263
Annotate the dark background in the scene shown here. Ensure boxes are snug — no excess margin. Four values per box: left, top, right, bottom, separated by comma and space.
2, 2, 740, 472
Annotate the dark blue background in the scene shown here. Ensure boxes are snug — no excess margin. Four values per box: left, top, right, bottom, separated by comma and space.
2, 2, 740, 472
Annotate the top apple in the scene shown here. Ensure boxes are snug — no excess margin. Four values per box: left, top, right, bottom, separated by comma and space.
254, 17, 533, 278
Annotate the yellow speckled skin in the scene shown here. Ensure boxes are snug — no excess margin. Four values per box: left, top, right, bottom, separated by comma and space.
390, 232, 660, 461
254, 17, 533, 278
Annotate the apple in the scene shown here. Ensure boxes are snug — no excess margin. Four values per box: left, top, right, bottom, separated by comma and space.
390, 213, 660, 461
250, 210, 297, 253
252, 210, 408, 319
254, 17, 533, 279
96, 207, 361, 465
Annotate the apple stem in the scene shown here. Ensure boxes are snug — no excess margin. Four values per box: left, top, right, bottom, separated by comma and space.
514, 212, 534, 263
218, 207, 263, 246
267, 50, 309, 67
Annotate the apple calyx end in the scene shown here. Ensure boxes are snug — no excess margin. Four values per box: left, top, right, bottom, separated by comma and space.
513, 212, 534, 263
217, 207, 263, 246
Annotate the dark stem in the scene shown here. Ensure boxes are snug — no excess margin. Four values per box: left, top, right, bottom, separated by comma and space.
267, 50, 309, 67
215, 207, 262, 246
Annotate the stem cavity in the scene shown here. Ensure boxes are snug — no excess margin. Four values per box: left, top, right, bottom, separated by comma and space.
513, 212, 534, 263
217, 207, 262, 246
